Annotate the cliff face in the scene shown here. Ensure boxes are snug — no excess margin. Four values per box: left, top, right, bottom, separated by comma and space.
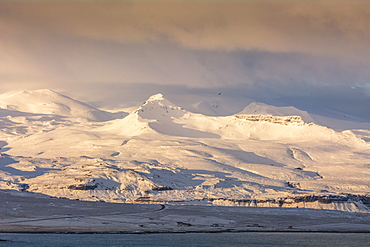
234, 115, 305, 126
118, 194, 370, 213
208, 195, 370, 212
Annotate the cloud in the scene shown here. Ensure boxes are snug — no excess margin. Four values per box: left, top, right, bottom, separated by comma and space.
0, 0, 369, 117
1, 1, 369, 57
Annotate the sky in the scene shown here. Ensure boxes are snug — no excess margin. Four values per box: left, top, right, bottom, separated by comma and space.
0, 0, 369, 118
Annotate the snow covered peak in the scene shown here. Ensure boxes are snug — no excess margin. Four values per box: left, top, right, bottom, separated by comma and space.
26, 88, 57, 95
104, 93, 189, 137
0, 89, 54, 100
147, 93, 165, 102
238, 102, 315, 123
0, 89, 113, 121
142, 93, 177, 108
135, 93, 186, 120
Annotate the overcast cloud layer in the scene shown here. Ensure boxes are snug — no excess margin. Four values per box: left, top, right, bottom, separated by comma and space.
0, 0, 369, 117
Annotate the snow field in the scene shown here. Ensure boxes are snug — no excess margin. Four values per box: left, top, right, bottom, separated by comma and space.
0, 90, 369, 212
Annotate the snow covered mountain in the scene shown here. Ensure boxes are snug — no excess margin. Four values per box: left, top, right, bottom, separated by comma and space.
0, 89, 113, 121
0, 90, 369, 212
238, 102, 315, 123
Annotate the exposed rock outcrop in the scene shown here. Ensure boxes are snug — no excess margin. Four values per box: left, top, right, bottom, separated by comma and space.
234, 115, 305, 125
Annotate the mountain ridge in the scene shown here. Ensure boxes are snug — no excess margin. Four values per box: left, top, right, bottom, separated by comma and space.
0, 89, 114, 121
0, 90, 369, 212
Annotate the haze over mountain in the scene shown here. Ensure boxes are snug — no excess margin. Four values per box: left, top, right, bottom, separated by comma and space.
0, 90, 369, 212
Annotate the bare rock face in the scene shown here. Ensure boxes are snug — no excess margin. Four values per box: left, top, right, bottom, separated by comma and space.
68, 184, 98, 190
235, 115, 305, 126
207, 195, 370, 212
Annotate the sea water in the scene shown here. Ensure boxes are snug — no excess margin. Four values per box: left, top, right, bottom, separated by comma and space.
0, 232, 369, 247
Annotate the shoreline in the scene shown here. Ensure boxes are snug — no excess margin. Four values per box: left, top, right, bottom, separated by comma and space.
1, 190, 370, 234
1, 229, 370, 234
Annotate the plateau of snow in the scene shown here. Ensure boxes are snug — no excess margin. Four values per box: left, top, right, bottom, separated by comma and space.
0, 89, 369, 212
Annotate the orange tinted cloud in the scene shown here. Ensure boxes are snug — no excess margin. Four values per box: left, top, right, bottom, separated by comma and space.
1, 0, 369, 60
0, 0, 369, 101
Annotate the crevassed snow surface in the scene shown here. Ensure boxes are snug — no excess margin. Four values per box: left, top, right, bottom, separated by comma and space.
0, 90, 369, 212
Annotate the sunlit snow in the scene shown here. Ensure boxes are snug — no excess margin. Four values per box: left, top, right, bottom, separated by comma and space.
0, 89, 369, 212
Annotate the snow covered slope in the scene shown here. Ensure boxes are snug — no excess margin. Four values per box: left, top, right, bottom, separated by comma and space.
0, 89, 113, 121
162, 93, 253, 116
0, 91, 369, 212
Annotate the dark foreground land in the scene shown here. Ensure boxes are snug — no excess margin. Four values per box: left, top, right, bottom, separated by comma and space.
1, 190, 369, 233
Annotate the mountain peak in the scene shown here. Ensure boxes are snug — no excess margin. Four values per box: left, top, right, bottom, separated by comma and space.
141, 93, 179, 109
133, 93, 185, 120
1, 89, 64, 101
147, 93, 165, 102
0, 89, 113, 121
30, 88, 56, 94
